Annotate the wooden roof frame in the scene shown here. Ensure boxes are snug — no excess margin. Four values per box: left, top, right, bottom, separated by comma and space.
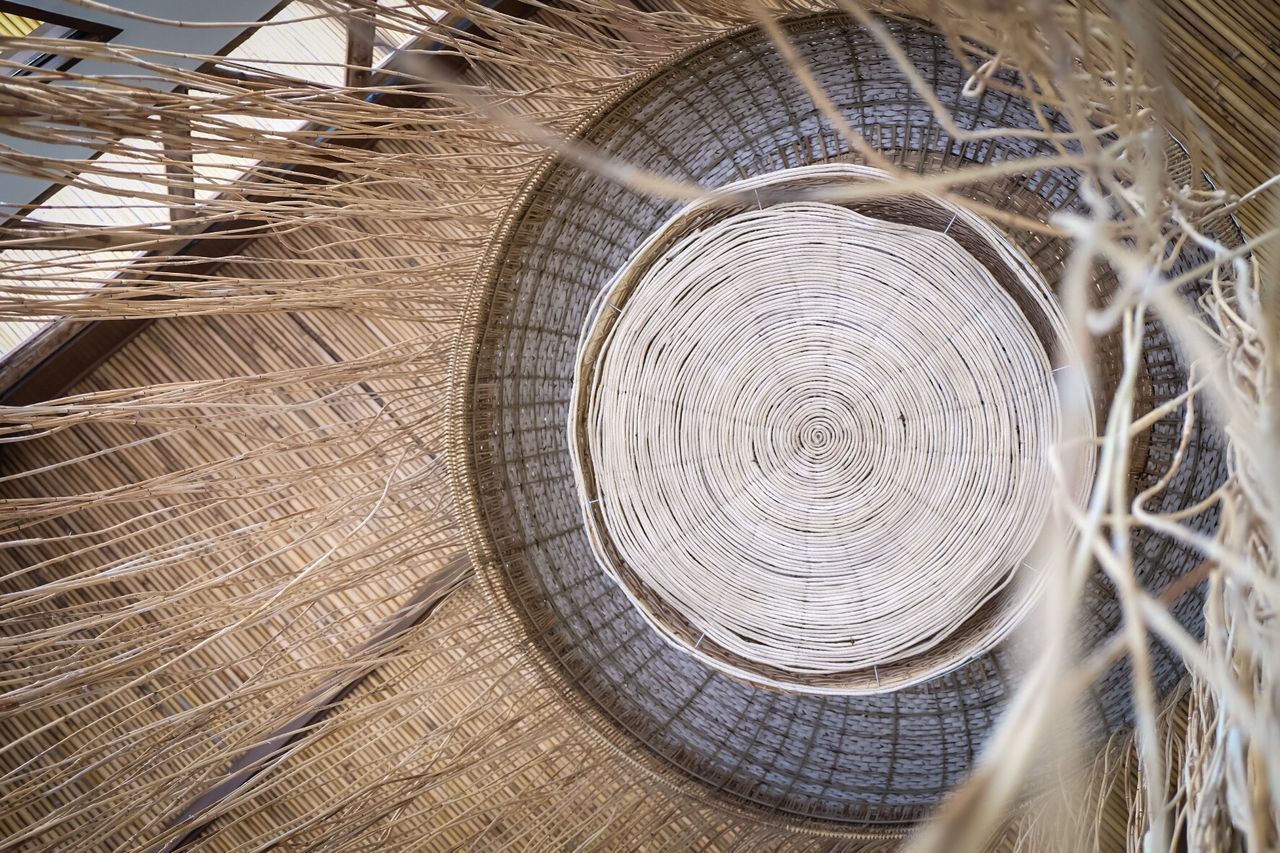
0, 0, 538, 406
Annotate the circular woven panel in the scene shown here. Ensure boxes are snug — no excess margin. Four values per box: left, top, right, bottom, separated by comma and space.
571, 165, 1084, 693
452, 13, 1227, 830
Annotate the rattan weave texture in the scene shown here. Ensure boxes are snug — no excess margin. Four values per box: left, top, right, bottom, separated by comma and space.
569, 164, 1091, 694
452, 13, 1227, 828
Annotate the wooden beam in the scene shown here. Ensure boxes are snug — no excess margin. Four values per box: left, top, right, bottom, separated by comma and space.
200, 63, 334, 93
0, 319, 151, 406
0, 0, 543, 405
0, 2, 289, 226
345, 6, 376, 90
1, 221, 194, 252
164, 117, 197, 223
154, 555, 472, 852
0, 216, 267, 406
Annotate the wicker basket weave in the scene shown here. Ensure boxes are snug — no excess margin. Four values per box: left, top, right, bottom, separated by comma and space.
450, 12, 1227, 829
569, 163, 1094, 694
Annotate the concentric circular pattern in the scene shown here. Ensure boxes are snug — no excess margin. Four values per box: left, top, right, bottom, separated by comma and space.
571, 169, 1077, 692
453, 13, 1228, 830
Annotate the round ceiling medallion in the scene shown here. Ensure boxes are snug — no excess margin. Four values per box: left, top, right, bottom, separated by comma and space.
452, 14, 1224, 826
570, 165, 1090, 693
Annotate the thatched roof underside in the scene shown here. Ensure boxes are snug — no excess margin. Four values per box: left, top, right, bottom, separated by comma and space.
2, 0, 1277, 850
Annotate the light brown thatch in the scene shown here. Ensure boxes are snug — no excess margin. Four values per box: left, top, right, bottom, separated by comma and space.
1, 1, 1277, 850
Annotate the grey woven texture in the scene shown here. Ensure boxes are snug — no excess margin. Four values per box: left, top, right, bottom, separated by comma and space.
458, 14, 1225, 829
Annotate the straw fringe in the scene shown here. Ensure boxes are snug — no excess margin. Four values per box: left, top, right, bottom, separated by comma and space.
0, 0, 1275, 850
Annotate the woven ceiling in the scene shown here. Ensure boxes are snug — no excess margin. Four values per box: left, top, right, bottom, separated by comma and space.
452, 12, 1226, 831
0, 2, 1275, 851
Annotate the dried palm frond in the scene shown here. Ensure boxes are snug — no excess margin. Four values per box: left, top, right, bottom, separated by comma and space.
0, 1, 1276, 850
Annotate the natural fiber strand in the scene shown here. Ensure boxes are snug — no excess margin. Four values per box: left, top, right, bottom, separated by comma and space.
0, 1, 1276, 850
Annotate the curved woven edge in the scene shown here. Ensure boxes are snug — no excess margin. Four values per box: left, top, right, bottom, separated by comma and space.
567, 163, 1096, 695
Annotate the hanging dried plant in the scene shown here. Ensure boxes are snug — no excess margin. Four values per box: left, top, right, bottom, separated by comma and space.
0, 1, 1275, 850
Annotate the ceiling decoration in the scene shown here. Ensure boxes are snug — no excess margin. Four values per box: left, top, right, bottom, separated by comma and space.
1, 2, 1275, 850
569, 163, 1087, 693
451, 13, 1228, 831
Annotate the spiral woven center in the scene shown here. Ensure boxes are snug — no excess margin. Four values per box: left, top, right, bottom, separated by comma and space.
572, 167, 1070, 692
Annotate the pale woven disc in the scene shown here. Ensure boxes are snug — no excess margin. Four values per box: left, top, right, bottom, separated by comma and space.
571, 166, 1081, 693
